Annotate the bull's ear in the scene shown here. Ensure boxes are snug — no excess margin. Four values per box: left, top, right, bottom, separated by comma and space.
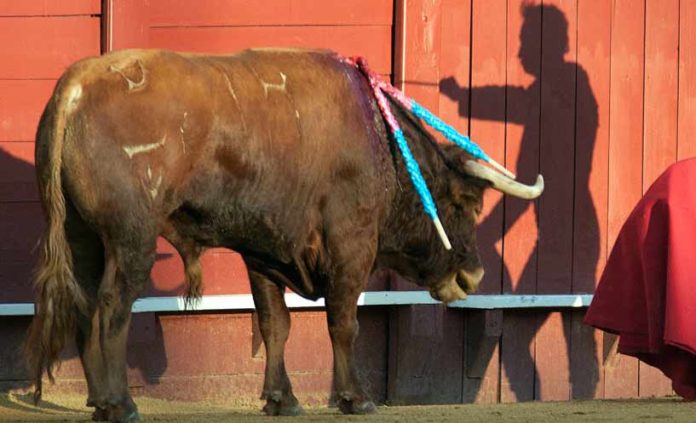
448, 176, 485, 212
442, 144, 474, 167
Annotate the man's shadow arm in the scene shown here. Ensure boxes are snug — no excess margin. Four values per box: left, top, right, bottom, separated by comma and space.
439, 77, 526, 124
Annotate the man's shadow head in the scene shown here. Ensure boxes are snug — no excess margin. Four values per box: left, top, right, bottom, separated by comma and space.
519, 4, 569, 76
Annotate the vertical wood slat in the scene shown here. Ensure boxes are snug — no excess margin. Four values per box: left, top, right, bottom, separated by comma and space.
572, 0, 612, 400
573, 0, 611, 293
106, 0, 151, 50
499, 0, 541, 403
638, 0, 680, 397
459, 0, 507, 404
470, 0, 507, 296
438, 0, 470, 134
534, 0, 577, 401
604, 0, 645, 398
643, 0, 679, 189
678, 0, 696, 159
503, 0, 540, 295
536, 0, 577, 296
389, 0, 466, 405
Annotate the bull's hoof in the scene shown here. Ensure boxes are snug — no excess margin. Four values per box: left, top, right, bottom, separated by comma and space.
105, 404, 141, 423
261, 390, 303, 416
91, 406, 109, 421
262, 399, 304, 416
337, 399, 377, 415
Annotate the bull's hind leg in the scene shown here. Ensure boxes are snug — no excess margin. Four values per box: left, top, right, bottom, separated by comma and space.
97, 232, 157, 423
247, 269, 303, 416
64, 201, 110, 420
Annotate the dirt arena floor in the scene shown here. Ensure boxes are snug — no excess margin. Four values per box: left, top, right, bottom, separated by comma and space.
1, 393, 695, 422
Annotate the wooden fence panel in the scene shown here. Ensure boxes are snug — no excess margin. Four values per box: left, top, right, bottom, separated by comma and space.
534, 0, 577, 401
678, 0, 696, 159
499, 0, 541, 403
605, 0, 645, 398
571, 0, 612, 399
639, 0, 680, 397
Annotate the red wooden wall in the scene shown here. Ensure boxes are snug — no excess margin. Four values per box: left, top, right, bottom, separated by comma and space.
391, 0, 687, 401
0, 0, 693, 405
0, 1, 101, 303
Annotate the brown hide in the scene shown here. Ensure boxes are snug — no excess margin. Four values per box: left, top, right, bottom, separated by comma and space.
61, 49, 398, 296
28, 48, 489, 419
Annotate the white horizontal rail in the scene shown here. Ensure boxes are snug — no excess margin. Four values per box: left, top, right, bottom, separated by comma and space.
0, 292, 592, 316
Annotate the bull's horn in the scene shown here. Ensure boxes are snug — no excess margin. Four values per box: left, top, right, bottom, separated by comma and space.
463, 160, 544, 199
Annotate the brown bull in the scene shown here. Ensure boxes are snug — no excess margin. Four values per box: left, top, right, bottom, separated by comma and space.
25, 48, 543, 421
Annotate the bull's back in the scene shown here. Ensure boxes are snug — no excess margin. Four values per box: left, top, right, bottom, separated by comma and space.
55, 48, 388, 252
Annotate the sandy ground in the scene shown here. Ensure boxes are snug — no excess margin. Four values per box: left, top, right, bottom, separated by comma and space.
1, 393, 695, 422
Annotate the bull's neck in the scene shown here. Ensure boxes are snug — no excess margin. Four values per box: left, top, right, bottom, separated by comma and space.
378, 125, 449, 254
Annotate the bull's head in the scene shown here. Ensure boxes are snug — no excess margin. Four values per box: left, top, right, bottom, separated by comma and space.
376, 139, 544, 304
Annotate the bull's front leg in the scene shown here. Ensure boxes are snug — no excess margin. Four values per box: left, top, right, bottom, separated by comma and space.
325, 281, 376, 414
248, 269, 303, 416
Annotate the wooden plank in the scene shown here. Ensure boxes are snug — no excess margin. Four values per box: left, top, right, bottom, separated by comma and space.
389, 1, 465, 405
639, 363, 673, 398
149, 26, 392, 75
0, 202, 42, 303
502, 0, 541, 295
469, 0, 506, 296
497, 0, 541, 403
0, 202, 42, 257
0, 0, 100, 16
352, 308, 389, 402
573, 0, 610, 293
571, 0, 611, 400
535, 311, 571, 400
638, 0, 680, 399
500, 310, 536, 402
570, 310, 603, 399
678, 0, 696, 159
0, 142, 38, 203
0, 80, 55, 142
399, 0, 441, 115
438, 0, 470, 132
534, 0, 578, 402
0, 259, 36, 303
108, 0, 151, 50
0, 17, 100, 79
643, 0, 679, 189
0, 316, 32, 380
604, 0, 645, 398
608, 0, 645, 246
150, 0, 393, 27
536, 0, 577, 295
604, 340, 640, 398
459, 0, 507, 404
387, 305, 464, 404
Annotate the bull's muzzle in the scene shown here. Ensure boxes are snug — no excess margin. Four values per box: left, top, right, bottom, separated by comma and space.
430, 267, 485, 304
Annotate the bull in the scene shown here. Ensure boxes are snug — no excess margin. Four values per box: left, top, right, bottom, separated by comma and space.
25, 48, 543, 421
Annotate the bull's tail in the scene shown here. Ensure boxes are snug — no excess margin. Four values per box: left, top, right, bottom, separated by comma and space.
25, 79, 87, 404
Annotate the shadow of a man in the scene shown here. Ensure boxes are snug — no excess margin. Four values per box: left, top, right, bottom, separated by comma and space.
440, 4, 600, 400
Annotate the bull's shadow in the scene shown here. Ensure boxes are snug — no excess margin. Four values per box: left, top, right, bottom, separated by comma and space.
440, 4, 600, 400
0, 142, 170, 400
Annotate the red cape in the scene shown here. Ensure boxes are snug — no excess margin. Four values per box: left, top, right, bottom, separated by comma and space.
585, 158, 696, 400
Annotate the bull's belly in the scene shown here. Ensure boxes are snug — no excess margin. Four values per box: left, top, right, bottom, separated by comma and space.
166, 199, 326, 299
